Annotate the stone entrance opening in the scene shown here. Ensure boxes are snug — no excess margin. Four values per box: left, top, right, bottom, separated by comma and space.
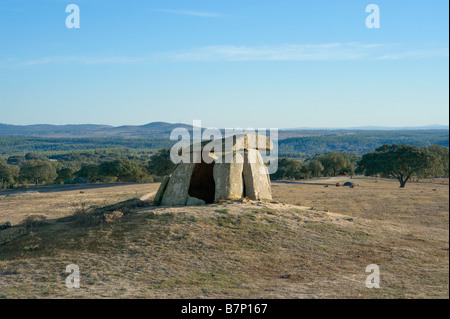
188, 162, 215, 204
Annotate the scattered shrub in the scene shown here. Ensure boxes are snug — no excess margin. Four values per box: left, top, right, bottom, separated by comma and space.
20, 215, 48, 229
71, 203, 101, 226
103, 211, 123, 223
0, 221, 12, 230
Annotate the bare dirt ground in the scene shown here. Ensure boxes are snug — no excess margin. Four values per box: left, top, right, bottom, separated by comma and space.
0, 177, 448, 298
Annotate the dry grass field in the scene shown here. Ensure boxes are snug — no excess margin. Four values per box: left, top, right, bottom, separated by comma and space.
0, 177, 448, 299
0, 183, 160, 226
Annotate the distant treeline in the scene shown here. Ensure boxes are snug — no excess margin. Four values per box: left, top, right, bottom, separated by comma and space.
0, 130, 449, 189
0, 144, 448, 189
279, 130, 449, 155
0, 136, 174, 156
273, 144, 449, 184
1, 130, 448, 158
0, 148, 175, 188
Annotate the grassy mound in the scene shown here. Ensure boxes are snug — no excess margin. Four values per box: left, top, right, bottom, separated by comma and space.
1, 197, 447, 298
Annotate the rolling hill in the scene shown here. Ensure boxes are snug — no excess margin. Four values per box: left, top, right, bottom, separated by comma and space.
0, 122, 448, 156
0, 122, 193, 138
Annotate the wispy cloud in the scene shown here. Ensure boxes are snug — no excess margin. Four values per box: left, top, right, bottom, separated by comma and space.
375, 48, 450, 60
164, 43, 371, 62
160, 43, 448, 62
152, 9, 226, 18
3, 43, 448, 67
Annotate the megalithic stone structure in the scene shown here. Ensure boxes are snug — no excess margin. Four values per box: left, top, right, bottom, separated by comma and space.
153, 133, 273, 206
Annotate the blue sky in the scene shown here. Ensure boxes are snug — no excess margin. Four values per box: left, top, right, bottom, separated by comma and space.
0, 0, 448, 128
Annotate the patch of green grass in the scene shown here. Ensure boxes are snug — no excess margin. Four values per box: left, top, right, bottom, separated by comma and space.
154, 213, 176, 225
303, 221, 336, 231
288, 208, 308, 214
217, 215, 242, 228
244, 213, 257, 221
177, 216, 199, 223
351, 230, 371, 238
215, 209, 230, 214
263, 216, 276, 223
247, 207, 278, 215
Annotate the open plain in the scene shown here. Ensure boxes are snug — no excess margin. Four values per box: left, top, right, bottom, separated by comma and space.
0, 177, 448, 298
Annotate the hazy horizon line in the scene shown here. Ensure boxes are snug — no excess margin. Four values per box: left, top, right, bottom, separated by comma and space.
0, 122, 448, 130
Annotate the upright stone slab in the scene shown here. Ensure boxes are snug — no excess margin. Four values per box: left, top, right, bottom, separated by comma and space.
243, 149, 272, 200
160, 163, 196, 206
153, 175, 171, 206
213, 153, 244, 201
